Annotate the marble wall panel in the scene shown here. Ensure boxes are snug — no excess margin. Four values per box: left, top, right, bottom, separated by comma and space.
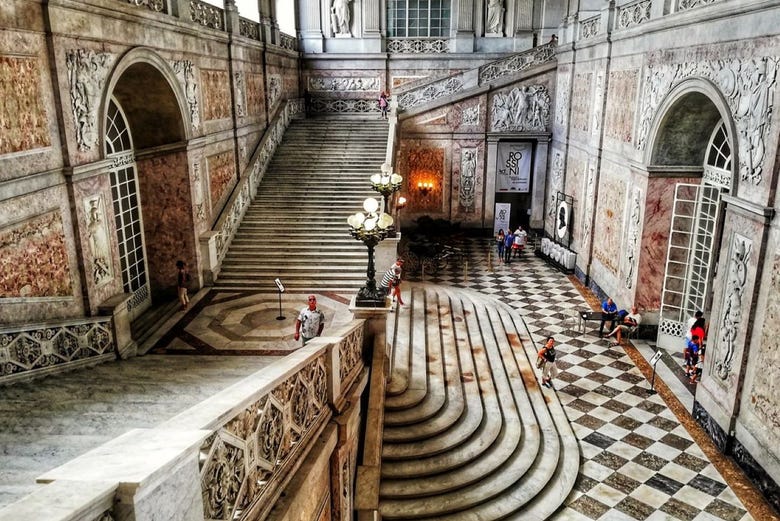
135, 151, 197, 298
246, 72, 266, 118
0, 55, 50, 156
545, 147, 566, 235
604, 69, 639, 143
553, 68, 571, 134
450, 95, 487, 132
592, 172, 626, 276
0, 211, 71, 298
207, 150, 237, 217
201, 69, 231, 121
563, 153, 586, 253
570, 72, 592, 133
72, 173, 123, 313
397, 141, 447, 215
451, 141, 485, 225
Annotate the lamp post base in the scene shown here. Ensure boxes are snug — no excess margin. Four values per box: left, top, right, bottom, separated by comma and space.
355, 286, 387, 308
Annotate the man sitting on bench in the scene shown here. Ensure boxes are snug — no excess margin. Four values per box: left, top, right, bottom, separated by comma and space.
599, 297, 618, 338
605, 306, 641, 346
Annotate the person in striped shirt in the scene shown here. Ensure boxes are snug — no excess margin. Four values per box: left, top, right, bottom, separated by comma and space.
381, 259, 405, 306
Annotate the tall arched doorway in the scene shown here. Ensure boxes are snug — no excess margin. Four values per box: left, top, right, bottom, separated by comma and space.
105, 98, 151, 320
646, 88, 736, 350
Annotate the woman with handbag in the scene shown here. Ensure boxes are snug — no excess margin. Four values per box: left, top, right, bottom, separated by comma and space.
537, 336, 558, 388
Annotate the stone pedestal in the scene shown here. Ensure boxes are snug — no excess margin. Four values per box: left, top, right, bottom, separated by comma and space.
199, 231, 219, 286
98, 293, 137, 360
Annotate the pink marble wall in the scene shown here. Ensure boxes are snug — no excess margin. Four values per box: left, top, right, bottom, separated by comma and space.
0, 55, 50, 155
201, 69, 231, 121
604, 69, 638, 143
246, 72, 266, 118
0, 211, 71, 298
570, 72, 592, 133
592, 173, 626, 275
207, 150, 237, 216
136, 151, 197, 299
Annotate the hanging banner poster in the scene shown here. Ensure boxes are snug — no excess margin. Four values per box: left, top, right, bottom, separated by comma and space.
496, 142, 532, 192
494, 202, 511, 235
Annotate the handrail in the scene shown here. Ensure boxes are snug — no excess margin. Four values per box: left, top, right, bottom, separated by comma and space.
0, 319, 369, 521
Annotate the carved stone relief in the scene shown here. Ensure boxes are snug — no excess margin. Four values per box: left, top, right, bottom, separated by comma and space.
461, 105, 480, 126
192, 158, 206, 222
0, 211, 72, 298
459, 148, 477, 212
308, 76, 380, 92
581, 160, 596, 254
83, 195, 113, 287
172, 60, 200, 132
592, 72, 604, 135
547, 150, 565, 232
636, 56, 778, 184
398, 77, 463, 110
623, 188, 642, 289
233, 72, 246, 118
0, 56, 51, 156
750, 250, 780, 430
593, 175, 626, 275
605, 70, 639, 142
268, 74, 282, 110
66, 49, 114, 151
201, 69, 231, 121
207, 151, 236, 212
571, 72, 592, 132
715, 233, 751, 382
555, 72, 570, 129
678, 0, 720, 11
490, 85, 551, 132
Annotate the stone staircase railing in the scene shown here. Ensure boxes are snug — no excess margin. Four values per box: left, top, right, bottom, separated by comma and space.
200, 99, 304, 284
0, 319, 369, 521
396, 41, 557, 111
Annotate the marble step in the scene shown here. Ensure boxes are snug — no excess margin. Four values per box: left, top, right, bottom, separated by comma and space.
378, 285, 578, 520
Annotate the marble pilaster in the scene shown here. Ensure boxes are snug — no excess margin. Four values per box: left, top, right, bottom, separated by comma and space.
530, 139, 549, 229
454, 0, 476, 52
362, 0, 382, 51
299, 0, 324, 53
484, 137, 499, 229
98, 292, 137, 360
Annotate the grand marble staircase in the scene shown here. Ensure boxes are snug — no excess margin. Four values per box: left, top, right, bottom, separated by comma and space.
381, 285, 579, 520
215, 118, 388, 292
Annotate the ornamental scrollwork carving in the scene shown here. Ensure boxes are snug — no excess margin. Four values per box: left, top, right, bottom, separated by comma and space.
190, 0, 225, 30
617, 0, 651, 29
580, 16, 601, 39
677, 0, 720, 11
478, 42, 556, 84
338, 325, 363, 384
234, 72, 247, 118
398, 78, 463, 110
279, 33, 297, 51
459, 148, 477, 212
83, 195, 113, 286
308, 76, 380, 92
636, 56, 778, 185
239, 18, 260, 41
66, 49, 114, 151
715, 234, 751, 381
310, 97, 380, 114
201, 438, 245, 520
386, 39, 448, 54
123, 0, 164, 12
490, 85, 550, 132
624, 188, 642, 289
172, 60, 201, 132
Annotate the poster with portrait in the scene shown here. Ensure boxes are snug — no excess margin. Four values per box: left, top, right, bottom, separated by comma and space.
494, 202, 511, 236
496, 142, 532, 192
554, 192, 573, 248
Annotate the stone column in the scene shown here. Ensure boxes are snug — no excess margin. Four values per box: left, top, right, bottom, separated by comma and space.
454, 0, 476, 53
299, 0, 324, 53
362, 0, 382, 52
99, 293, 138, 359
483, 136, 499, 230
223, 0, 240, 35
530, 138, 549, 229
513, 0, 534, 49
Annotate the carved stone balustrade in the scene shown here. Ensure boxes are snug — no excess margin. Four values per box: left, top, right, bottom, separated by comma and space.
616, 0, 652, 30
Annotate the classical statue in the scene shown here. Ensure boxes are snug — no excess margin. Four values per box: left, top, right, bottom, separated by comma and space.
331, 0, 352, 36
486, 0, 504, 35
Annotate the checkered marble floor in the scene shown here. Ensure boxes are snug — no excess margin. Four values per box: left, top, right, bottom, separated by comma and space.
405, 237, 755, 521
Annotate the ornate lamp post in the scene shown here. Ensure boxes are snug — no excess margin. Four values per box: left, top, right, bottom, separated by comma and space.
370, 168, 403, 212
348, 197, 394, 307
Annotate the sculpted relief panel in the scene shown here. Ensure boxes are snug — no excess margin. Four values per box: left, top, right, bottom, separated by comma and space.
83, 195, 113, 287
308, 76, 380, 92
0, 56, 50, 156
571, 72, 592, 132
593, 175, 626, 275
207, 151, 236, 212
66, 49, 114, 151
622, 187, 643, 289
554, 71, 570, 130
750, 250, 780, 431
714, 233, 751, 384
546, 150, 565, 233
490, 85, 550, 132
637, 55, 778, 185
457, 148, 478, 213
0, 212, 72, 298
605, 70, 638, 142
172, 60, 200, 131
201, 69, 231, 121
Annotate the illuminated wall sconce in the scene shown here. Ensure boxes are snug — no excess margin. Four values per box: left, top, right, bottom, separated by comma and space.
417, 181, 435, 196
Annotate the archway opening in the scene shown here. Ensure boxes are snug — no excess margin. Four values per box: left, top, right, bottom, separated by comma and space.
636, 91, 733, 350
107, 61, 194, 313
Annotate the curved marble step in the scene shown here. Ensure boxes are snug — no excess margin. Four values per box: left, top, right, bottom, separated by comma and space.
379, 285, 578, 520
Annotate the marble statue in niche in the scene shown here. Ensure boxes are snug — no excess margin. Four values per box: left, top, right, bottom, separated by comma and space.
715, 233, 751, 381
172, 60, 200, 131
84, 196, 113, 286
459, 149, 477, 212
66, 49, 113, 151
486, 0, 505, 35
624, 188, 642, 289
331, 0, 352, 36
491, 85, 550, 132
234, 72, 246, 118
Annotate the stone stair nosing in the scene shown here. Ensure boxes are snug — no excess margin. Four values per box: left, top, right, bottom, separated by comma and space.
380, 294, 497, 479
387, 298, 413, 397
384, 287, 429, 412
383, 291, 462, 434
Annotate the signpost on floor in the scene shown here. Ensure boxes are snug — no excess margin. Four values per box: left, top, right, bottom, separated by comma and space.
274, 278, 285, 320
648, 350, 662, 394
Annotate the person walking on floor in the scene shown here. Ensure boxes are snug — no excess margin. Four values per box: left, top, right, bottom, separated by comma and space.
537, 336, 559, 388
176, 260, 190, 311
496, 229, 506, 263
294, 295, 325, 346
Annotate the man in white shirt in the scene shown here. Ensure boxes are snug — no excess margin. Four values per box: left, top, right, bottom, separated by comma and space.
605, 306, 641, 346
294, 295, 325, 346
